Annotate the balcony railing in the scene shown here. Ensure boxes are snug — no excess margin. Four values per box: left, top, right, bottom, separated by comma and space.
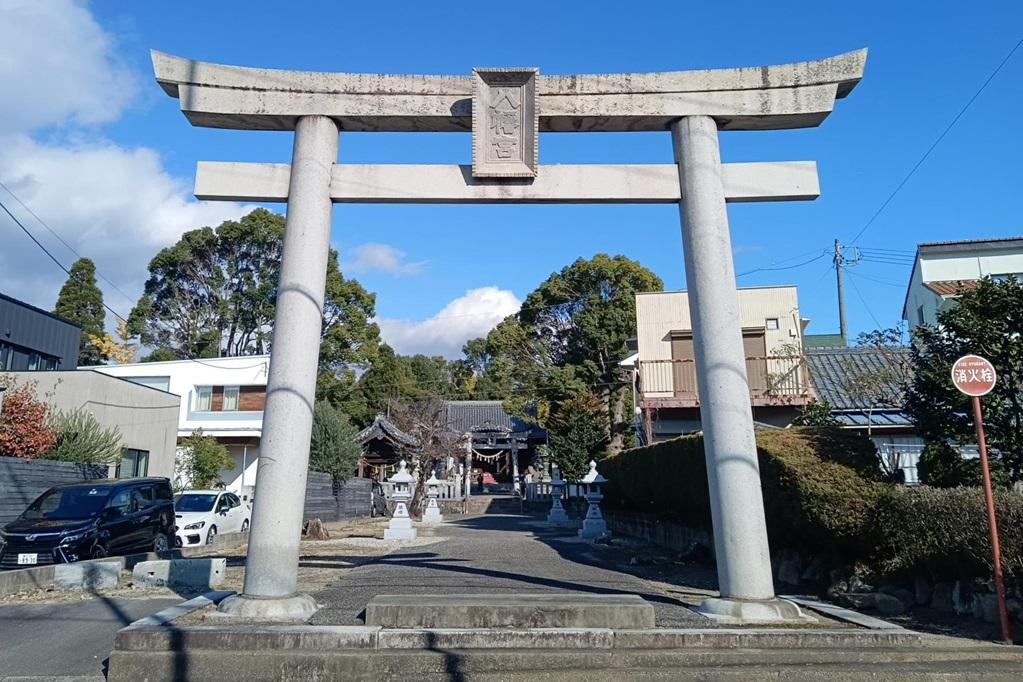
638, 355, 811, 407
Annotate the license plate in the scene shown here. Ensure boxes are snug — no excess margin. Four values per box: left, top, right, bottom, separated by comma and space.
17, 553, 38, 565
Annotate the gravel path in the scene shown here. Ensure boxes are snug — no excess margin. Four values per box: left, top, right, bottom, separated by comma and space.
311, 513, 710, 627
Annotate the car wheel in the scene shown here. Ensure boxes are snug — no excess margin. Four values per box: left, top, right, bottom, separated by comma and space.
153, 532, 169, 553
241, 519, 249, 532
91, 544, 108, 560
206, 526, 217, 545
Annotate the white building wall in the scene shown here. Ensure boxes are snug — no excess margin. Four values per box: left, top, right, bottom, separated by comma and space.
904, 246, 1023, 328
94, 356, 268, 440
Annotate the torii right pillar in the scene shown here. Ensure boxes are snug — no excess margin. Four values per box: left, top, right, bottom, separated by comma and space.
672, 116, 809, 624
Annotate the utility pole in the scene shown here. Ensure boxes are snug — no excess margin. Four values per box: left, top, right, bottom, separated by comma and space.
834, 239, 847, 342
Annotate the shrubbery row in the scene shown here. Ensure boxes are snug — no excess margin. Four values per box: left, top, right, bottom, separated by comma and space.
601, 427, 1023, 585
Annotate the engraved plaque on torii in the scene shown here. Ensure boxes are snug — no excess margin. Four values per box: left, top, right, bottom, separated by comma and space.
471, 68, 539, 178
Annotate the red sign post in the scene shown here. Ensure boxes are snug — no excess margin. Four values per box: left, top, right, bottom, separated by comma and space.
951, 354, 1012, 644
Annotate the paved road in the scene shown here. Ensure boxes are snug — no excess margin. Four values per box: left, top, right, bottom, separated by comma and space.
311, 512, 710, 627
0, 595, 181, 680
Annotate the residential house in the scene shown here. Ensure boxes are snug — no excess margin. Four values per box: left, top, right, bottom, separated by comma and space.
0, 292, 81, 371
803, 347, 927, 483
2, 370, 179, 478
96, 355, 269, 499
903, 237, 1023, 328
630, 286, 813, 442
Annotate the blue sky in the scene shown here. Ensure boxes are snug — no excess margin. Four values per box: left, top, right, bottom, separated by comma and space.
2, 1, 1021, 357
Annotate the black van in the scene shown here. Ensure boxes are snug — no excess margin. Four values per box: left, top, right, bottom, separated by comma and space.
0, 478, 175, 569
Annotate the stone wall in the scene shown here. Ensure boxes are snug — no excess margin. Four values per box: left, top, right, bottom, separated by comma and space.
603, 509, 712, 555
0, 458, 107, 525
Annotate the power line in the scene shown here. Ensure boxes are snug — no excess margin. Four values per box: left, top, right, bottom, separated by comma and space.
849, 34, 1023, 245
846, 269, 905, 288
0, 180, 137, 307
846, 271, 883, 329
0, 197, 128, 323
735, 251, 827, 278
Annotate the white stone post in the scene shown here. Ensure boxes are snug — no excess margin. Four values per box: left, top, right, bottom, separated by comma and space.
671, 117, 807, 624
384, 460, 417, 541
577, 461, 609, 541
423, 471, 444, 525
511, 442, 521, 494
546, 464, 571, 527
218, 115, 338, 621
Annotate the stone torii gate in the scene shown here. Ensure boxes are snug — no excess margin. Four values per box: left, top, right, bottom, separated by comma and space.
152, 49, 866, 622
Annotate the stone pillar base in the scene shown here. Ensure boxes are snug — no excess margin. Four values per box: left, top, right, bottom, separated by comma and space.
546, 509, 571, 526
217, 592, 318, 621
422, 509, 443, 525
697, 596, 815, 625
578, 519, 609, 541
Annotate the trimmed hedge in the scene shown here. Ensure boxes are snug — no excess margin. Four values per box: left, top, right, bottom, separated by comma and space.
602, 427, 1023, 585
875, 486, 1023, 582
603, 428, 883, 558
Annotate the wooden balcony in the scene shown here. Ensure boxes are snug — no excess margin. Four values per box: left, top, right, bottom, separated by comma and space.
637, 356, 812, 409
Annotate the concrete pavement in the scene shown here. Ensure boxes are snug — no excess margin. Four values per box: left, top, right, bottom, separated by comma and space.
310, 513, 713, 627
0, 595, 180, 680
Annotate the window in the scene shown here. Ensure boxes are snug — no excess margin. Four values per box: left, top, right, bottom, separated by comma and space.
195, 386, 213, 411
765, 318, 779, 330
107, 490, 133, 516
0, 343, 9, 370
223, 386, 240, 411
132, 487, 154, 511
118, 449, 150, 478
25, 352, 58, 370
917, 305, 925, 326
129, 376, 171, 392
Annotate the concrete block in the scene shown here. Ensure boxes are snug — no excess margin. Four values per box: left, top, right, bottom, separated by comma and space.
132, 558, 226, 591
377, 627, 613, 650
54, 559, 121, 590
365, 593, 655, 629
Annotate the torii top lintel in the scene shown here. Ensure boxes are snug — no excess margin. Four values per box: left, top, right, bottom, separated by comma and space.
151, 49, 866, 133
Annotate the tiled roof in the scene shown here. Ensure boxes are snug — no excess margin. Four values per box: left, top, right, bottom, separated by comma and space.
356, 414, 419, 448
804, 347, 911, 411
442, 400, 545, 438
922, 280, 980, 296
919, 236, 1023, 251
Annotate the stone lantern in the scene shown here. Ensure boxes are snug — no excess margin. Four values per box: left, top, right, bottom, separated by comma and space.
422, 471, 444, 525
384, 460, 417, 541
578, 460, 609, 541
546, 464, 571, 527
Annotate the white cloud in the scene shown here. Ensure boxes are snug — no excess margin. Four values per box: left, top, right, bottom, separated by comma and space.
0, 0, 137, 134
0, 0, 253, 318
377, 287, 521, 359
341, 243, 427, 276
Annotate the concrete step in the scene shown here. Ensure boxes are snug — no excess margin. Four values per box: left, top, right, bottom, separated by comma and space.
365, 593, 656, 629
109, 644, 1023, 681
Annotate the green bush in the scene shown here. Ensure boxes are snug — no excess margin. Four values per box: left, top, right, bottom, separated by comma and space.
44, 408, 122, 465
603, 427, 885, 557
874, 485, 1023, 583
917, 441, 1010, 489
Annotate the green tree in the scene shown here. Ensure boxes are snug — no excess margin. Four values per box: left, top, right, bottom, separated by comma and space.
547, 392, 607, 481
466, 254, 662, 455
792, 398, 842, 427
904, 276, 1023, 481
44, 408, 122, 465
128, 209, 379, 384
309, 402, 362, 484
54, 258, 107, 365
178, 429, 235, 489
917, 440, 1010, 489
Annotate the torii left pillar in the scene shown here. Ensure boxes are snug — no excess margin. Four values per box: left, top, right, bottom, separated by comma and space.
219, 115, 338, 620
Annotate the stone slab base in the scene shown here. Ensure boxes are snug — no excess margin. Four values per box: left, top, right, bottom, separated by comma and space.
217, 592, 318, 621
365, 593, 656, 629
697, 596, 816, 625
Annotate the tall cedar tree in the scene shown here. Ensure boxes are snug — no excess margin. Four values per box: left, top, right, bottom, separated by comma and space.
129, 209, 379, 389
309, 402, 363, 484
54, 258, 107, 365
904, 276, 1023, 481
463, 254, 662, 456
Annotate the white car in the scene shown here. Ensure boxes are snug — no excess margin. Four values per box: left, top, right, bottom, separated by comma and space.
173, 490, 249, 547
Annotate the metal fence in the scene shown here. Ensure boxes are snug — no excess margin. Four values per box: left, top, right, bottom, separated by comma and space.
639, 355, 808, 400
